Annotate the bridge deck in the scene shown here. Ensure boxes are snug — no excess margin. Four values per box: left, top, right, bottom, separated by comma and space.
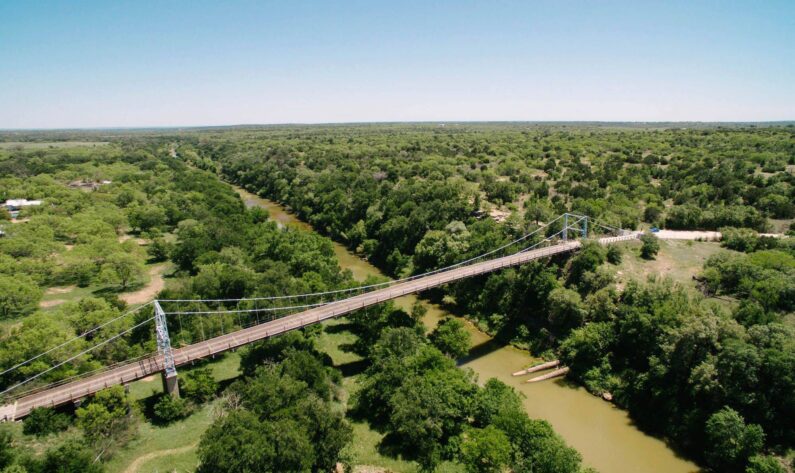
2, 239, 604, 420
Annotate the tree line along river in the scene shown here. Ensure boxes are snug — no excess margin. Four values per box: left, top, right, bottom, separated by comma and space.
234, 186, 700, 473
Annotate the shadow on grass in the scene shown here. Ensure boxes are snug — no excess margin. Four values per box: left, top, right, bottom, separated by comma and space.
377, 432, 421, 464
324, 322, 356, 334
336, 359, 369, 378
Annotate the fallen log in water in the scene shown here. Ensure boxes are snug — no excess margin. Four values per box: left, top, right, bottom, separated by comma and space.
525, 366, 570, 383
512, 360, 560, 376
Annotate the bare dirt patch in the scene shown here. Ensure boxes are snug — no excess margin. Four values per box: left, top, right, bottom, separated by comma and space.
118, 235, 148, 245
45, 285, 75, 295
120, 265, 167, 305
39, 299, 66, 308
353, 467, 391, 473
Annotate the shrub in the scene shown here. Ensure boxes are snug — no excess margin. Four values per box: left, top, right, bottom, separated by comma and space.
181, 368, 219, 403
429, 317, 471, 359
639, 233, 660, 260
606, 245, 622, 264
22, 407, 70, 437
153, 394, 192, 423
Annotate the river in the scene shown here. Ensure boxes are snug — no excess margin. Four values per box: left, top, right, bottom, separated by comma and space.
235, 186, 700, 473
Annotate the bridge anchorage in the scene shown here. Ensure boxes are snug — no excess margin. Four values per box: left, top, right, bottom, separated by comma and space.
0, 213, 635, 421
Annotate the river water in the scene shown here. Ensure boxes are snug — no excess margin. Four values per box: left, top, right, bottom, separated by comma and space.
235, 187, 700, 473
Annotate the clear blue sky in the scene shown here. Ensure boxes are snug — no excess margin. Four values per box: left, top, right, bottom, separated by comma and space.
1, 0, 793, 128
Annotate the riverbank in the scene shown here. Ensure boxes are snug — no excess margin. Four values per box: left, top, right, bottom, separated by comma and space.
232, 185, 701, 473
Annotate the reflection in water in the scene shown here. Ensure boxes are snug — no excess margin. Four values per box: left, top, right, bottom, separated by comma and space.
234, 186, 701, 473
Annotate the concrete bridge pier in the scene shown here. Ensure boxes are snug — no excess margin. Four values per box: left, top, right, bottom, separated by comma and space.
162, 372, 179, 398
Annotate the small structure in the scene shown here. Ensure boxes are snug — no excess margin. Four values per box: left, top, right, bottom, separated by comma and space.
5, 199, 41, 219
5, 199, 42, 210
68, 180, 112, 191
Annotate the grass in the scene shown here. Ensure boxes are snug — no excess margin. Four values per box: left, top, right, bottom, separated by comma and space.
103, 402, 213, 473
36, 261, 173, 311
612, 239, 745, 316
769, 218, 794, 234
614, 239, 731, 293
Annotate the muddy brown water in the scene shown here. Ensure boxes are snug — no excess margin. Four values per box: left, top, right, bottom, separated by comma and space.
235, 186, 700, 473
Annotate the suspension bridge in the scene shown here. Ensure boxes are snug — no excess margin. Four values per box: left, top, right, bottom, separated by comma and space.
0, 213, 638, 421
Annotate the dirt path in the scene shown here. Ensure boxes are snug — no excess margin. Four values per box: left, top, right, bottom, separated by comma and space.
121, 443, 197, 473
121, 264, 167, 305
39, 299, 66, 308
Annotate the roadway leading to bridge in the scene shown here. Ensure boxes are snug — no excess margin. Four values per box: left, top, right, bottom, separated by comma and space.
2, 235, 640, 420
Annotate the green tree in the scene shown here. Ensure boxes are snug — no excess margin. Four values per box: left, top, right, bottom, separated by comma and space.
388, 367, 477, 470
22, 408, 70, 437
38, 440, 104, 473
471, 378, 524, 427
547, 287, 584, 331
606, 245, 622, 264
198, 411, 313, 473
181, 367, 219, 403
429, 317, 471, 359
566, 241, 606, 288
101, 253, 144, 290
0, 431, 14, 470
745, 455, 786, 473
705, 407, 765, 472
147, 238, 172, 262
461, 426, 512, 473
0, 275, 42, 318
153, 394, 192, 423
640, 233, 660, 260
644, 205, 663, 224
75, 386, 134, 445
494, 415, 582, 473
127, 205, 166, 232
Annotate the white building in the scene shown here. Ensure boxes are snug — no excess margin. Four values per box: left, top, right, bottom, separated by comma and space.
5, 199, 42, 210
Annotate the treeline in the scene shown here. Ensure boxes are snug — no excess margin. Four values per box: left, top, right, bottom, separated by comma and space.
187, 125, 794, 275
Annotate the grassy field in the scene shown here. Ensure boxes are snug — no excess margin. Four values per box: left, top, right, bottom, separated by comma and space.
614, 239, 725, 289
613, 239, 736, 308
103, 402, 212, 473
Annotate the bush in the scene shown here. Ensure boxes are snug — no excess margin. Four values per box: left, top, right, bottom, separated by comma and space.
705, 407, 765, 472
153, 394, 192, 423
429, 317, 471, 359
639, 233, 659, 260
38, 439, 103, 473
721, 227, 759, 252
461, 426, 512, 473
606, 245, 622, 264
745, 455, 786, 473
181, 368, 219, 403
22, 407, 70, 437
147, 238, 172, 262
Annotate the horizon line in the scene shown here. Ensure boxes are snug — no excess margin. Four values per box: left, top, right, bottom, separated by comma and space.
2, 119, 795, 133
